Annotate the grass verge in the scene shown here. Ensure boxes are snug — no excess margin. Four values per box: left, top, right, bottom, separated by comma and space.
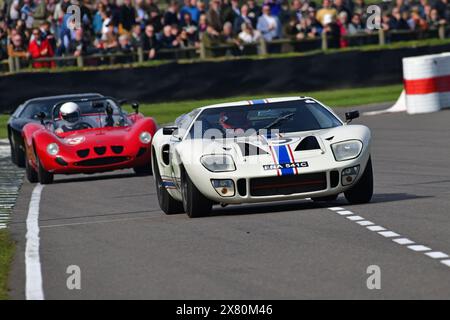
0, 230, 14, 300
0, 83, 402, 138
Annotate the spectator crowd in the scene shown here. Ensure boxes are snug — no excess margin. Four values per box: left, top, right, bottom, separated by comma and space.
0, 0, 449, 68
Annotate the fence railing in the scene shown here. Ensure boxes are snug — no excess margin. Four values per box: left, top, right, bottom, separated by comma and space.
2, 25, 448, 74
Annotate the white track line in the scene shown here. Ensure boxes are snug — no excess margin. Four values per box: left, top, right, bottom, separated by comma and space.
328, 207, 450, 269
25, 184, 45, 300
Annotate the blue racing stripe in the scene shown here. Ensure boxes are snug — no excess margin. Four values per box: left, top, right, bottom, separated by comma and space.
251, 99, 266, 105
162, 181, 176, 187
272, 145, 295, 176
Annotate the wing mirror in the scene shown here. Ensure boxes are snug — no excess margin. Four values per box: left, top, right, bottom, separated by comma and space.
131, 102, 139, 114
163, 126, 178, 135
345, 110, 359, 123
36, 112, 47, 124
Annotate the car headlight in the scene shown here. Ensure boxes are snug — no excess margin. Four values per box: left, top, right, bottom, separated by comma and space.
331, 140, 363, 161
46, 143, 59, 156
139, 131, 152, 144
211, 179, 235, 197
201, 154, 236, 172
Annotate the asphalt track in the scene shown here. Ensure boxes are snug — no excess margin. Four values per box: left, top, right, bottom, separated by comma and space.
7, 103, 450, 299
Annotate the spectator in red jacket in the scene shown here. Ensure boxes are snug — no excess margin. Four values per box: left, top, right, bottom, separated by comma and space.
28, 28, 55, 68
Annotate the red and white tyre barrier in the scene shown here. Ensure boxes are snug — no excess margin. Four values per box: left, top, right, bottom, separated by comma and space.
403, 53, 450, 114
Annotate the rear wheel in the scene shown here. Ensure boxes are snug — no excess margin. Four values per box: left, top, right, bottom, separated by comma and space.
153, 153, 183, 215
25, 153, 38, 183
344, 157, 373, 204
181, 169, 212, 218
37, 156, 54, 184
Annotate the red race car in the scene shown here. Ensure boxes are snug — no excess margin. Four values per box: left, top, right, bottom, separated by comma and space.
22, 97, 157, 184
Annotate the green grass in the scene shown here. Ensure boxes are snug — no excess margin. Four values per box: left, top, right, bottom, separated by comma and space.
124, 83, 403, 124
0, 83, 402, 139
0, 115, 8, 141
0, 230, 14, 300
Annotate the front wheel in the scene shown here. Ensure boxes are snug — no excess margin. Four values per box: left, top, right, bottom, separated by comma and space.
153, 153, 183, 215
37, 156, 54, 184
25, 153, 38, 183
344, 157, 373, 204
181, 169, 212, 218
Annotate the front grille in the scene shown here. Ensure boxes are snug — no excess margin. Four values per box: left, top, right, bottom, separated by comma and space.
77, 149, 90, 158
250, 172, 327, 196
94, 146, 106, 155
237, 179, 247, 196
75, 156, 129, 167
330, 170, 339, 188
111, 146, 124, 154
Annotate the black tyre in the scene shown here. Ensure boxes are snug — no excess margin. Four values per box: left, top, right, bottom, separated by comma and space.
134, 161, 153, 176
181, 168, 212, 218
9, 134, 25, 167
153, 153, 184, 215
344, 157, 373, 204
25, 153, 38, 183
312, 194, 339, 202
37, 156, 54, 184
10, 138, 16, 165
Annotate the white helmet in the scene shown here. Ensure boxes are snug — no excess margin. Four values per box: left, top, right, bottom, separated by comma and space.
60, 102, 80, 123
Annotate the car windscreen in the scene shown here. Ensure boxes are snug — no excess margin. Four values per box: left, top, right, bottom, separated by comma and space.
53, 99, 129, 129
187, 99, 342, 139
19, 96, 101, 119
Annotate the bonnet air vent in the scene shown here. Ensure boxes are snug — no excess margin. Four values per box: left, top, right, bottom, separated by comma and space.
237, 143, 269, 157
295, 136, 320, 151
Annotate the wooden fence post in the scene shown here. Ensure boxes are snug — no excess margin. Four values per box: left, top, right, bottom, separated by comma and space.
14, 57, 20, 71
76, 55, 84, 67
378, 28, 386, 45
199, 36, 207, 59
8, 56, 15, 73
258, 37, 268, 55
438, 24, 446, 40
321, 32, 328, 51
137, 47, 144, 63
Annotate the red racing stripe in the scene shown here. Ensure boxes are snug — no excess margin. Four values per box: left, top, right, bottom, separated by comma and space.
404, 75, 450, 95
286, 144, 298, 175
268, 145, 281, 176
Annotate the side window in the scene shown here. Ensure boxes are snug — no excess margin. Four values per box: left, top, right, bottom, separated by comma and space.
308, 105, 341, 129
176, 109, 200, 131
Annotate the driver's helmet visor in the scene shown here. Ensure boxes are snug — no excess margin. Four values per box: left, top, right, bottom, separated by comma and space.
61, 110, 80, 123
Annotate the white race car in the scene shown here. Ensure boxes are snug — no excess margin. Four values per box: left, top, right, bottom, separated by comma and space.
151, 97, 372, 218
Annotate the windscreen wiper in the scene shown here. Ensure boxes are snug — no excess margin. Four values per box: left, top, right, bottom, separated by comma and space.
263, 112, 295, 131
